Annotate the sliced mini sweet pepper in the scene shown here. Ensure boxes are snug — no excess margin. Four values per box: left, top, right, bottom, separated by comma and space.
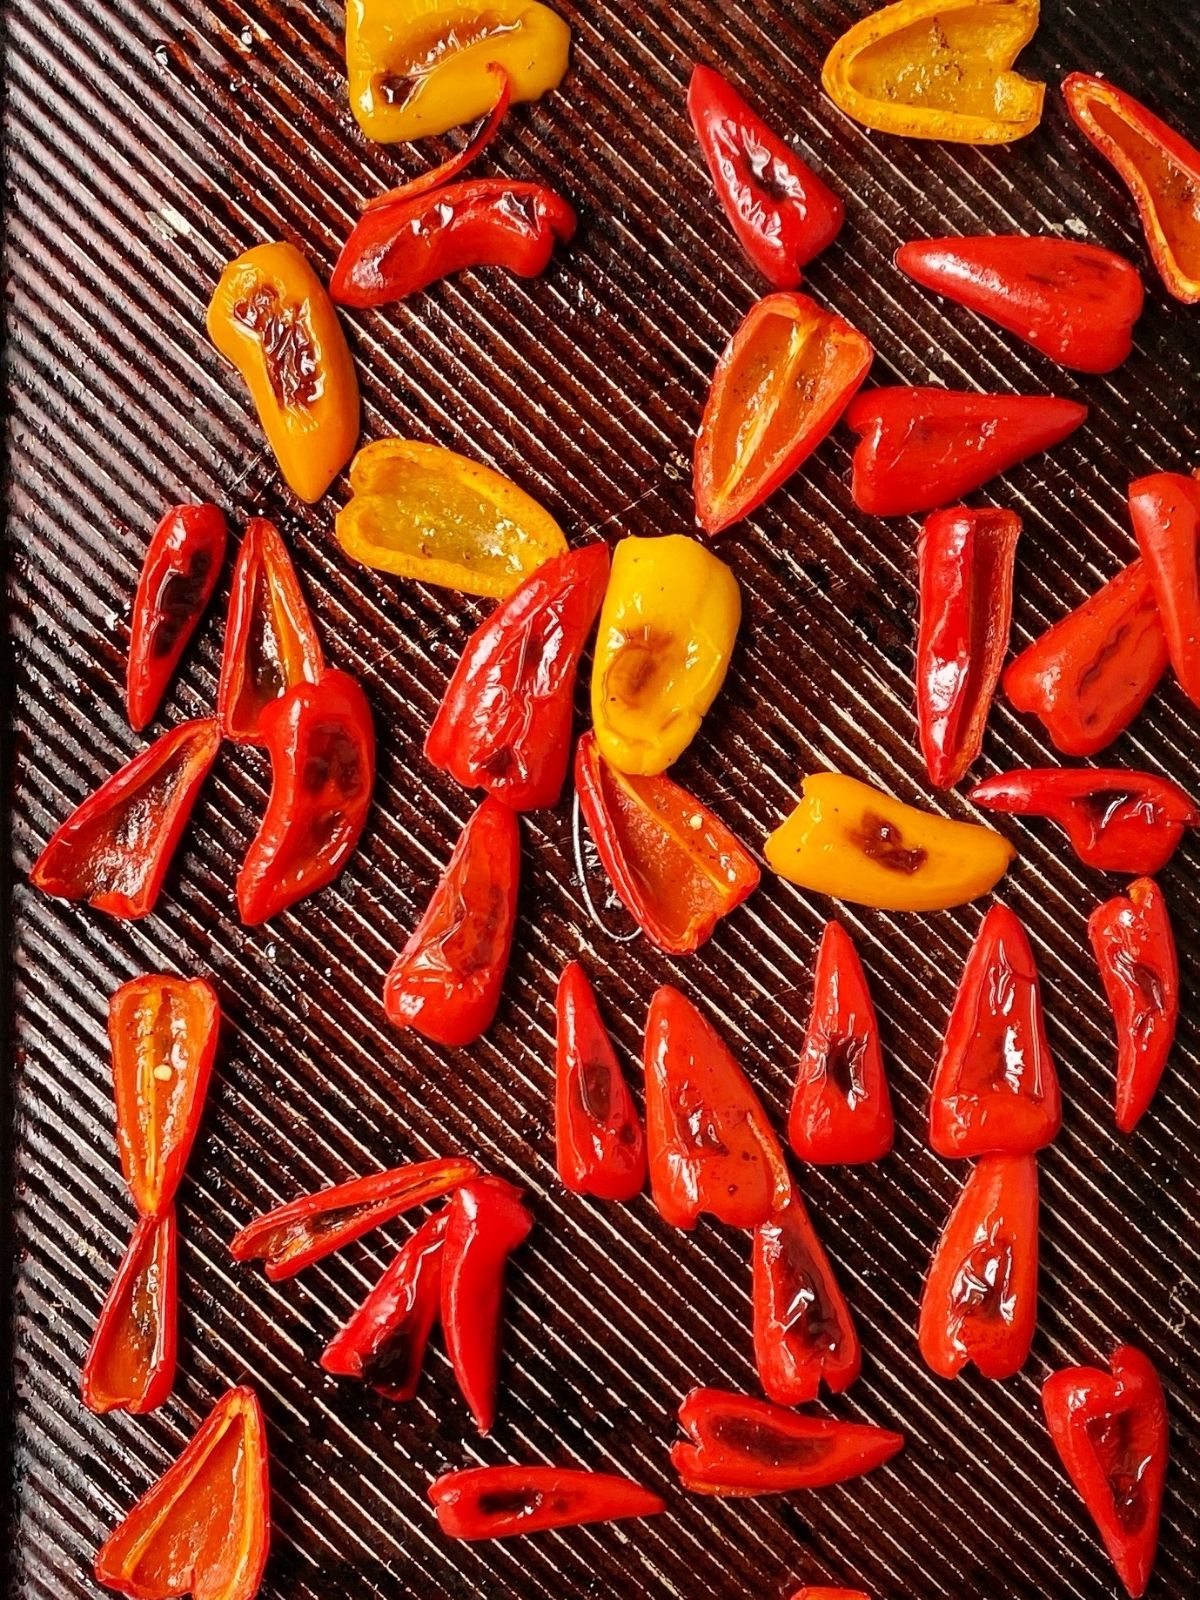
345, 0, 569, 144
1042, 1345, 1168, 1598
321, 1210, 448, 1401
555, 961, 645, 1203
429, 1464, 666, 1540
765, 772, 1015, 912
426, 542, 609, 811
789, 1590, 870, 1600
237, 670, 375, 925
644, 985, 790, 1231
918, 1153, 1038, 1380
207, 241, 359, 503
788, 920, 893, 1165
441, 1176, 534, 1434
1129, 472, 1200, 707
384, 797, 520, 1047
753, 1184, 861, 1406
574, 732, 759, 954
108, 975, 220, 1218
337, 438, 568, 599
695, 291, 873, 534
230, 1156, 477, 1280
896, 236, 1143, 373
929, 904, 1061, 1158
1064, 73, 1200, 304
1003, 560, 1167, 758
1088, 878, 1178, 1135
822, 0, 1044, 144
916, 505, 1021, 788
590, 534, 740, 775
81, 1209, 177, 1416
126, 503, 227, 732
30, 718, 221, 920
970, 768, 1199, 874
847, 388, 1087, 517
671, 1387, 904, 1497
94, 1385, 270, 1600
687, 63, 844, 290
217, 517, 325, 746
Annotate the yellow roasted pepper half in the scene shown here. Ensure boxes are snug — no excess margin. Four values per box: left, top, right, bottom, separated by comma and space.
346, 0, 570, 144
822, 0, 1045, 145
591, 534, 741, 778
336, 438, 567, 598
765, 773, 1015, 910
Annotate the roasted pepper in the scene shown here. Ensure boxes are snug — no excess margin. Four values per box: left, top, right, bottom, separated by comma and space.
765, 772, 1014, 912
338, 438, 567, 599
1003, 560, 1167, 757
919, 1153, 1038, 1381
345, 0, 570, 145
916, 506, 1021, 789
790, 1591, 870, 1600
970, 768, 1199, 874
94, 1386, 270, 1600
384, 797, 520, 1046
1088, 879, 1178, 1135
81, 1210, 177, 1415
687, 64, 844, 291
1129, 472, 1200, 707
426, 543, 608, 811
207, 242, 359, 503
929, 904, 1061, 1157
1042, 1346, 1168, 1598
126, 503, 227, 732
896, 236, 1143, 373
590, 535, 740, 775
555, 961, 645, 1203
30, 718, 221, 920
574, 733, 760, 954
822, 0, 1044, 144
429, 1465, 666, 1540
847, 388, 1087, 517
695, 291, 872, 535
1064, 73, 1200, 304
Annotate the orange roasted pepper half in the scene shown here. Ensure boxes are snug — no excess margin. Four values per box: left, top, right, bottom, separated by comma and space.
822, 0, 1045, 145
208, 242, 359, 504
765, 773, 1014, 911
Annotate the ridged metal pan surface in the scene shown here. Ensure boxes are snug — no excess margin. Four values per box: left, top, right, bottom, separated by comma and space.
3, 0, 1198, 1595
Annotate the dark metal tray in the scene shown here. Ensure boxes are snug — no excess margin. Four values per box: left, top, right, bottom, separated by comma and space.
4, 0, 1197, 1595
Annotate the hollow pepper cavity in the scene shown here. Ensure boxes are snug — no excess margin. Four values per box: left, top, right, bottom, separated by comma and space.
126, 503, 227, 731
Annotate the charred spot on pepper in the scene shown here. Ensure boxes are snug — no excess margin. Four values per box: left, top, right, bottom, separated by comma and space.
603, 626, 680, 709
707, 1415, 829, 1468
232, 284, 323, 410
476, 1487, 546, 1519
822, 1031, 869, 1103
848, 811, 928, 874
148, 554, 215, 659
576, 1054, 614, 1125
302, 730, 365, 797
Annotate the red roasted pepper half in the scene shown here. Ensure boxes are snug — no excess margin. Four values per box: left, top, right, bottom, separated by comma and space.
441, 1176, 534, 1435
929, 904, 1061, 1159
970, 768, 1199, 874
30, 717, 221, 919
896, 236, 1143, 373
788, 920, 892, 1165
94, 1385, 270, 1600
1088, 878, 1178, 1135
109, 974, 220, 1217
645, 985, 790, 1231
126, 503, 227, 731
847, 388, 1087, 517
429, 1464, 666, 1540
753, 1184, 860, 1406
918, 1153, 1038, 1381
81, 1209, 177, 1415
1042, 1345, 1168, 1598
384, 796, 520, 1047
687, 63, 843, 290
916, 505, 1020, 788
789, 1590, 870, 1600
554, 961, 646, 1202
426, 542, 609, 811
1129, 471, 1200, 707
1003, 559, 1167, 757
237, 668, 375, 925
321, 1209, 448, 1401
671, 1387, 904, 1497
230, 1156, 477, 1280
574, 731, 759, 955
